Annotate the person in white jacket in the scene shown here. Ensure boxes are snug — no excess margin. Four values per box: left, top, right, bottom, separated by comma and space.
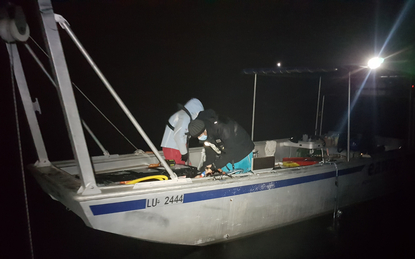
161, 98, 204, 165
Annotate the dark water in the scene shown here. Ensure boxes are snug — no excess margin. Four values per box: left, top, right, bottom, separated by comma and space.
6, 170, 415, 259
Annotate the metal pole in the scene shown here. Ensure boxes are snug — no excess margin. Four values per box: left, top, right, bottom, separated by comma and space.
81, 120, 109, 156
319, 95, 325, 136
251, 73, 257, 141
408, 75, 413, 148
314, 76, 322, 136
347, 71, 351, 162
7, 43, 50, 167
24, 43, 55, 85
57, 17, 177, 179
38, 1, 101, 194
25, 44, 112, 156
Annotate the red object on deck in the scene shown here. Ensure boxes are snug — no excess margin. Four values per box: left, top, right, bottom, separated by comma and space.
295, 161, 318, 166
282, 157, 318, 166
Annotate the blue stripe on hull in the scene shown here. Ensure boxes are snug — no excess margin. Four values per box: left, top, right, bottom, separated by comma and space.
339, 165, 365, 176
90, 199, 146, 215
183, 165, 364, 203
89, 165, 365, 215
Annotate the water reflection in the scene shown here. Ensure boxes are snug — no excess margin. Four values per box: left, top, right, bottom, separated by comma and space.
9, 176, 415, 259
184, 190, 414, 259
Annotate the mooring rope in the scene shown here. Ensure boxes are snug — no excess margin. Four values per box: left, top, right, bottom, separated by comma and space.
27, 36, 139, 151
9, 45, 35, 259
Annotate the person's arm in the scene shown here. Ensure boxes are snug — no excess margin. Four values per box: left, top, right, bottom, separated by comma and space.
207, 124, 233, 169
173, 112, 190, 155
208, 121, 250, 169
211, 151, 234, 169
203, 146, 217, 167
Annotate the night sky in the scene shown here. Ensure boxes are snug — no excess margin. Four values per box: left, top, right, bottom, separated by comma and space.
2, 1, 415, 258
2, 0, 415, 160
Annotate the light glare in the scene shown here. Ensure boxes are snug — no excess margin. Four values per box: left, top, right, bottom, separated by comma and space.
367, 57, 384, 69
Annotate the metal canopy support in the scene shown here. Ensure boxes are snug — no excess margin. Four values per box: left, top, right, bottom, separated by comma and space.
319, 95, 325, 136
7, 43, 50, 167
314, 77, 322, 136
37, 0, 101, 195
251, 73, 257, 141
408, 75, 413, 149
347, 71, 351, 162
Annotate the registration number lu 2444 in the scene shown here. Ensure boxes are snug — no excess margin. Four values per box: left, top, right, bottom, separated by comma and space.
146, 194, 184, 208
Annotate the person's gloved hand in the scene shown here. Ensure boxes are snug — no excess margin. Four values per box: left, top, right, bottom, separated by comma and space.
204, 164, 215, 175
181, 153, 189, 162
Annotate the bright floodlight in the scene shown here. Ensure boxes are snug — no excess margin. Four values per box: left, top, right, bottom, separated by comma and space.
367, 57, 384, 69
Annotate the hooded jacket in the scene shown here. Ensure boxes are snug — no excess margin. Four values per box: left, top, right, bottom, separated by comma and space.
196, 109, 254, 169
161, 98, 204, 155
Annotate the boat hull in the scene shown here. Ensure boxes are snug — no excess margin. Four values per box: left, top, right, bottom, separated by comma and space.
30, 149, 405, 245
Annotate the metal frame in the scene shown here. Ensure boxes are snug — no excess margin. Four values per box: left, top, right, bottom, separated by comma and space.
54, 14, 176, 179
246, 68, 353, 162
37, 0, 101, 195
7, 43, 50, 167
35, 0, 177, 191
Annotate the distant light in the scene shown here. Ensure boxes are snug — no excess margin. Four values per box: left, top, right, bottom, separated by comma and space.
277, 62, 281, 67
367, 57, 384, 69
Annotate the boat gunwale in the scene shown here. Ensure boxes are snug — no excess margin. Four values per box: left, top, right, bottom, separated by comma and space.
28, 157, 371, 203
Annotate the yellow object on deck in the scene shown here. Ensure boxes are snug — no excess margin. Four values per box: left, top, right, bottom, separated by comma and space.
282, 161, 300, 167
121, 175, 168, 185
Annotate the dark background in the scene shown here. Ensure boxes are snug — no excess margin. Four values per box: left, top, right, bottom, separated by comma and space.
1, 0, 415, 258
2, 0, 415, 160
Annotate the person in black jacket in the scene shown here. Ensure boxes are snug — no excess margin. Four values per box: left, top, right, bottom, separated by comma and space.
188, 109, 254, 175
